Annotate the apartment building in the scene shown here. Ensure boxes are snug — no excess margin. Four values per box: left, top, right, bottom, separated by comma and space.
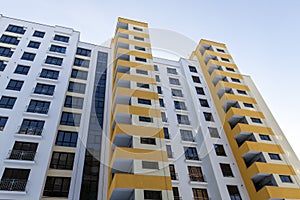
0, 14, 299, 200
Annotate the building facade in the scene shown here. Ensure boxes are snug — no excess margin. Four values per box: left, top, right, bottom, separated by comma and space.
0, 15, 300, 200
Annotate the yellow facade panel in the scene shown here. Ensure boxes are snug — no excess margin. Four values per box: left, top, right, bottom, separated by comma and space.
211, 69, 243, 80
117, 28, 149, 38
114, 87, 159, 100
118, 17, 148, 27
116, 59, 154, 71
215, 81, 249, 92
239, 141, 284, 155
256, 186, 300, 200
203, 50, 232, 60
113, 104, 161, 118
231, 123, 274, 136
225, 107, 265, 121
198, 39, 227, 49
207, 59, 238, 69
116, 72, 156, 84
117, 37, 151, 48
247, 162, 296, 177
117, 47, 153, 59
220, 93, 257, 105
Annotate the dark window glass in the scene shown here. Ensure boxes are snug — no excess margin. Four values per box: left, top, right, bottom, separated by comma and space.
177, 114, 190, 125
43, 177, 71, 197
174, 101, 187, 110
6, 25, 26, 34
226, 67, 235, 72
209, 127, 220, 138
76, 48, 91, 57
144, 190, 162, 200
269, 153, 281, 160
243, 103, 254, 108
21, 52, 36, 61
155, 75, 160, 82
166, 145, 173, 158
0, 116, 8, 131
74, 58, 90, 68
56, 131, 78, 147
34, 83, 55, 96
251, 117, 262, 124
180, 129, 194, 142
138, 98, 151, 105
214, 144, 227, 156
27, 41, 40, 49
14, 65, 30, 75
192, 188, 209, 199
40, 69, 59, 80
139, 116, 153, 123
237, 90, 247, 95
195, 87, 205, 95
0, 96, 17, 109
221, 58, 230, 62
188, 166, 205, 182
184, 147, 199, 160
45, 56, 63, 66
231, 78, 241, 83
192, 76, 201, 83
220, 163, 234, 177
140, 137, 156, 145
135, 46, 146, 51
60, 112, 81, 126
0, 168, 30, 191
171, 89, 183, 97
49, 45, 66, 54
135, 57, 147, 62
27, 100, 50, 114
199, 99, 209, 107
169, 78, 180, 85
161, 112, 167, 122
19, 119, 44, 135
189, 65, 197, 73
173, 187, 180, 199
217, 48, 225, 53
203, 112, 214, 122
167, 68, 177, 74
154, 65, 158, 71
0, 35, 19, 45
142, 161, 159, 169
157, 86, 162, 94
280, 175, 293, 183
137, 82, 150, 88
68, 82, 86, 94
71, 69, 88, 80
6, 79, 24, 91
159, 99, 164, 107
136, 69, 148, 75
0, 47, 14, 57
53, 35, 69, 43
50, 152, 75, 170
133, 27, 143, 31
33, 30, 45, 38
163, 127, 170, 139
259, 134, 271, 141
64, 96, 84, 109
227, 185, 242, 200
0, 61, 7, 71
10, 141, 37, 161
134, 36, 144, 41
169, 164, 177, 180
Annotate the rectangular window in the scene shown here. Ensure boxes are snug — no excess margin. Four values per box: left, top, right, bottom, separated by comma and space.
142, 161, 159, 169
216, 48, 225, 53
71, 69, 88, 80
155, 75, 160, 82
56, 131, 78, 147
203, 112, 214, 122
231, 78, 241, 83
180, 129, 194, 142
19, 119, 44, 135
45, 56, 63, 66
172, 187, 180, 199
259, 134, 271, 141
157, 86, 162, 94
208, 127, 220, 138
74, 58, 90, 68
34, 83, 55, 96
136, 69, 148, 75
0, 35, 19, 45
220, 163, 234, 177
144, 190, 162, 200
189, 66, 197, 73
251, 117, 262, 124
174, 101, 187, 110
243, 103, 254, 108
171, 89, 183, 97
163, 127, 170, 139
50, 152, 75, 170
161, 112, 167, 122
135, 57, 147, 62
76, 47, 91, 57
27, 41, 40, 49
137, 82, 150, 89
192, 76, 201, 83
154, 65, 158, 71
166, 145, 173, 158
60, 112, 81, 126
221, 58, 230, 62
184, 147, 199, 160
237, 90, 247, 95
134, 36, 144, 41
14, 65, 30, 75
43, 177, 71, 197
0, 96, 17, 109
141, 137, 156, 145
167, 68, 177, 75
10, 141, 38, 161
6, 79, 24, 91
269, 153, 281, 160
138, 98, 151, 105
0, 168, 30, 192
68, 82, 86, 94
27, 99, 50, 114
0, 116, 8, 131
64, 96, 84, 109
195, 87, 205, 95
199, 98, 209, 107
169, 164, 177, 180
49, 45, 66, 54
134, 46, 146, 51
53, 34, 69, 43
280, 175, 293, 183
177, 114, 190, 125
21, 52, 36, 61
159, 99, 164, 107
6, 24, 26, 34
139, 116, 153, 123
169, 78, 180, 85
214, 144, 227, 156
40, 69, 59, 80
0, 61, 7, 71
0, 47, 13, 57
133, 27, 143, 31
227, 185, 242, 200
188, 166, 205, 182
192, 188, 209, 200
226, 67, 235, 72
33, 30, 45, 38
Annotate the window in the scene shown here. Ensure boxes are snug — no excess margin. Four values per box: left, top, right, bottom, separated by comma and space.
21, 52, 36, 61
184, 147, 199, 160
227, 185, 242, 200
243, 103, 254, 108
208, 127, 220, 138
68, 82, 86, 94
40, 69, 59, 80
163, 127, 170, 139
53, 34, 69, 43
192, 76, 201, 83
56, 131, 78, 147
199, 98, 209, 107
0, 96, 17, 109
6, 79, 24, 91
135, 57, 147, 62
34, 83, 55, 96
50, 152, 75, 170
216, 48, 225, 53
155, 75, 160, 82
76, 47, 91, 57
203, 112, 214, 122
64, 96, 84, 109
195, 86, 205, 95
161, 112, 167, 122
259, 134, 271, 141
33, 30, 45, 38
180, 129, 194, 142
136, 69, 148, 75
138, 98, 151, 105
237, 90, 247, 95
220, 163, 234, 177
45, 56, 63, 66
27, 100, 50, 114
14, 65, 30, 75
192, 188, 209, 200
9, 141, 38, 161
137, 82, 150, 89
0, 61, 7, 71
221, 58, 230, 62
231, 78, 241, 83
134, 46, 146, 51
251, 117, 262, 124
49, 45, 66, 54
71, 69, 88, 80
177, 114, 190, 125
214, 144, 227, 156
139, 116, 153, 123
269, 153, 281, 160
159, 99, 164, 107
154, 65, 158, 71
166, 145, 173, 158
189, 65, 197, 73
0, 35, 19, 45
188, 166, 205, 182
169, 77, 180, 85
172, 187, 180, 199
174, 101, 187, 110
169, 164, 177, 180
141, 137, 156, 145
0, 47, 13, 57
157, 86, 162, 94
144, 190, 162, 200
43, 177, 71, 197
0, 116, 8, 131
27, 41, 40, 49
134, 36, 144, 41
167, 68, 177, 75
280, 175, 293, 183
19, 119, 44, 135
171, 89, 183, 97
142, 161, 159, 169
60, 112, 81, 126
6, 24, 26, 34
74, 58, 90, 68
226, 67, 235, 72
133, 27, 143, 31
0, 168, 30, 192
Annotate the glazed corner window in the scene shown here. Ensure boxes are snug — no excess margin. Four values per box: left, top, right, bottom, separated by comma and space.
269, 153, 281, 160
259, 134, 271, 141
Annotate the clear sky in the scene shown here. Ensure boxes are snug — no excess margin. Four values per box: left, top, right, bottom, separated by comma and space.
2, 0, 300, 158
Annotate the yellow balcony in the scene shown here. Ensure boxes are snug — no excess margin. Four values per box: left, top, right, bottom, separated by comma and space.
248, 162, 296, 178
239, 141, 284, 155
256, 186, 300, 200
231, 123, 274, 137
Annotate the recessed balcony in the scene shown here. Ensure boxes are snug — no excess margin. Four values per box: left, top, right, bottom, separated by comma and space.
243, 151, 266, 168
252, 174, 277, 192
235, 132, 256, 147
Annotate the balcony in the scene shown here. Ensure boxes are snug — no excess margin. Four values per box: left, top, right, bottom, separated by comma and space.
235, 132, 257, 147
7, 150, 36, 161
243, 152, 266, 168
252, 174, 277, 191
0, 179, 27, 192
223, 100, 240, 113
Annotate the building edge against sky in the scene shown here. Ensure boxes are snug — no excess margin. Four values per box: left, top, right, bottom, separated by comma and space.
0, 14, 299, 200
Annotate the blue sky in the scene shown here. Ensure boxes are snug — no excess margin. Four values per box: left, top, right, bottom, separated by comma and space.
2, 0, 300, 158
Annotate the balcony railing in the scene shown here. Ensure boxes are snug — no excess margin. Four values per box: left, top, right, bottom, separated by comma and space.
189, 174, 206, 182
18, 126, 43, 136
0, 179, 27, 191
8, 150, 36, 161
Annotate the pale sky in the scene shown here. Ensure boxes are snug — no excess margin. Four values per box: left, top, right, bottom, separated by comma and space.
2, 0, 300, 159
